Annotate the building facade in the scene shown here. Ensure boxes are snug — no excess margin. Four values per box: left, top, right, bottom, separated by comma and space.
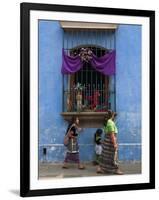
38, 20, 141, 162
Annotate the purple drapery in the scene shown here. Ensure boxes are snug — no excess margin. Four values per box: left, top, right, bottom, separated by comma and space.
61, 49, 82, 74
90, 51, 115, 75
61, 49, 115, 75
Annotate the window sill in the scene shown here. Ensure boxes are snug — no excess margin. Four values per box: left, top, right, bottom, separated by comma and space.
61, 112, 107, 128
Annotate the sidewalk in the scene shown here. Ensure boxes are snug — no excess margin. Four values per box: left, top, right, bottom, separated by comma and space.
39, 162, 141, 179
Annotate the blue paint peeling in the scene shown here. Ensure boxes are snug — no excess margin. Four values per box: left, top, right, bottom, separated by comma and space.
39, 21, 141, 162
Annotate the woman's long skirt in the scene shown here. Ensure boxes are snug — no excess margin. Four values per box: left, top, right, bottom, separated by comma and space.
64, 137, 80, 163
100, 134, 119, 173
64, 152, 80, 163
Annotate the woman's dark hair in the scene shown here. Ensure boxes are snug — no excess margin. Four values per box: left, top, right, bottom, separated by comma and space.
104, 110, 117, 126
70, 116, 79, 124
66, 116, 79, 135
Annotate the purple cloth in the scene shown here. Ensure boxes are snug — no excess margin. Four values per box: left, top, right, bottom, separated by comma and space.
91, 50, 116, 75
61, 49, 82, 74
61, 49, 116, 75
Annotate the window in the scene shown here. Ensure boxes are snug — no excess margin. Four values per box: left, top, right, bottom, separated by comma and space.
61, 27, 116, 115
68, 46, 109, 112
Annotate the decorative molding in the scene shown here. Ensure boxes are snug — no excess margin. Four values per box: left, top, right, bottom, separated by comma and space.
61, 112, 107, 128
60, 21, 118, 30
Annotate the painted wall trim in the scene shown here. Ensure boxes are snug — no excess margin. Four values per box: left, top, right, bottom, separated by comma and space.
39, 143, 141, 147
60, 21, 118, 30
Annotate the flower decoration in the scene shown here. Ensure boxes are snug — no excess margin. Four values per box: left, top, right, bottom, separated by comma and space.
79, 48, 93, 63
74, 82, 84, 91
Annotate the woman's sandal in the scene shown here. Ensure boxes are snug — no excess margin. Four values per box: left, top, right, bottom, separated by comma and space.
114, 169, 124, 175
78, 165, 85, 170
96, 167, 104, 174
62, 164, 69, 169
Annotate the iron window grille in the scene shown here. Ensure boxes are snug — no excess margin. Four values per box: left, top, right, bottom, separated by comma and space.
62, 29, 116, 113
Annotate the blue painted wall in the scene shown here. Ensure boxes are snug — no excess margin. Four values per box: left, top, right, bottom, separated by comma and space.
39, 20, 66, 160
39, 21, 141, 162
116, 25, 141, 160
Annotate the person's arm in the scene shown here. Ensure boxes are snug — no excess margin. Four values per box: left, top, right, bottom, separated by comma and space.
110, 133, 118, 150
96, 138, 102, 145
66, 124, 75, 138
68, 130, 74, 138
107, 120, 118, 149
74, 124, 83, 133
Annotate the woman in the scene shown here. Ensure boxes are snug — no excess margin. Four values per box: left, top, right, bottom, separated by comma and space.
97, 110, 123, 175
62, 116, 85, 169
